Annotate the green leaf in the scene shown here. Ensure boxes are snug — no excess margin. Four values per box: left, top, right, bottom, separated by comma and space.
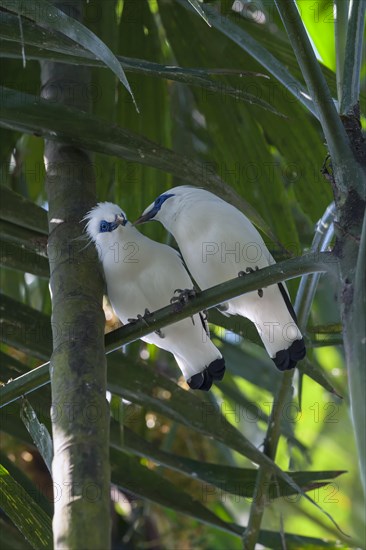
298, 358, 343, 398
0, 185, 48, 234
0, 11, 283, 117
0, 405, 347, 548
0, 294, 52, 360
179, 0, 316, 115
0, 293, 310, 476
0, 237, 49, 278
296, 0, 336, 71
0, 187, 49, 276
0, 464, 52, 549
217, 379, 309, 457
107, 355, 275, 468
159, 0, 322, 242
0, 517, 33, 550
0, 0, 136, 108
117, 424, 344, 498
219, 333, 340, 396
0, 351, 30, 381
110, 447, 345, 548
185, 0, 211, 27
110, 447, 239, 536
0, 452, 52, 517
0, 86, 281, 242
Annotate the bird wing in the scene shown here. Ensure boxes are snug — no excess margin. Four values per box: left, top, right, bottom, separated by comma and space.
167, 194, 304, 362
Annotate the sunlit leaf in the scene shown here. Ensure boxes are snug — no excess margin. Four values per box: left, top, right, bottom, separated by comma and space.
0, 464, 52, 549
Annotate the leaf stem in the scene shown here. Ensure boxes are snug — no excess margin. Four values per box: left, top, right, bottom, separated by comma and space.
334, 0, 349, 106
339, 0, 366, 114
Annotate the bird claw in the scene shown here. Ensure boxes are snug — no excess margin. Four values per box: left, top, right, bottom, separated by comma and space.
128, 309, 165, 338
238, 266, 263, 298
127, 313, 148, 326
170, 288, 197, 311
127, 308, 152, 327
170, 287, 197, 304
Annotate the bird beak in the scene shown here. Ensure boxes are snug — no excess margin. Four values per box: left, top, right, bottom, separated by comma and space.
133, 214, 148, 226
133, 209, 154, 226
115, 214, 127, 226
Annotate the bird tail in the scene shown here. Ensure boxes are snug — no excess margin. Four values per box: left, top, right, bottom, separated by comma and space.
175, 356, 226, 391
273, 336, 306, 370
232, 282, 306, 371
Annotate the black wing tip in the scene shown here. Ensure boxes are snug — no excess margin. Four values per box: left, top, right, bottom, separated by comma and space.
187, 358, 226, 391
273, 338, 306, 371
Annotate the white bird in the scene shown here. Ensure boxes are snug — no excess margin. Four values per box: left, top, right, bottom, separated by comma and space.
136, 187, 306, 371
84, 202, 225, 390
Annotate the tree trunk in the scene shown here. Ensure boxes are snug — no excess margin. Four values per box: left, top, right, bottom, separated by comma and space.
40, 1, 111, 547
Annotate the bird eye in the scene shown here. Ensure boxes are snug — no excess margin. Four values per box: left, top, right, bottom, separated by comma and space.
100, 220, 109, 232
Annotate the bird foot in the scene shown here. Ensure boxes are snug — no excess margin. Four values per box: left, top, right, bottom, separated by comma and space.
238, 266, 263, 298
128, 309, 165, 338
170, 287, 197, 312
143, 309, 165, 337
127, 312, 149, 326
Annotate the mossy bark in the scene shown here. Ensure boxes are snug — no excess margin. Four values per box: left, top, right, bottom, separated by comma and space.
40, 1, 110, 548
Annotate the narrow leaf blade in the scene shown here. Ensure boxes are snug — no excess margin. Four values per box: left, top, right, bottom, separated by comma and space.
0, 464, 53, 549
0, 0, 137, 107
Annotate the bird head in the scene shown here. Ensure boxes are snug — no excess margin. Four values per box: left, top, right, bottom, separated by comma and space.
83, 202, 129, 258
134, 186, 196, 227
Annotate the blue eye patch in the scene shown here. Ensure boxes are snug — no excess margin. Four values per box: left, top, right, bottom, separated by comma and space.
99, 214, 127, 233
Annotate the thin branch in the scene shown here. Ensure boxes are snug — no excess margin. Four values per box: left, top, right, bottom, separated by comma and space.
243, 206, 337, 549
0, 252, 333, 408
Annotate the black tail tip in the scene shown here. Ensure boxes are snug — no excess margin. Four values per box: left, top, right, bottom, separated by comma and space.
208, 357, 226, 381
187, 358, 226, 391
273, 339, 306, 371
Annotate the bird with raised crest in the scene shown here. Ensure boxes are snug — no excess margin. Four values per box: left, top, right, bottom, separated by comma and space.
84, 201, 225, 390
135, 187, 306, 371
